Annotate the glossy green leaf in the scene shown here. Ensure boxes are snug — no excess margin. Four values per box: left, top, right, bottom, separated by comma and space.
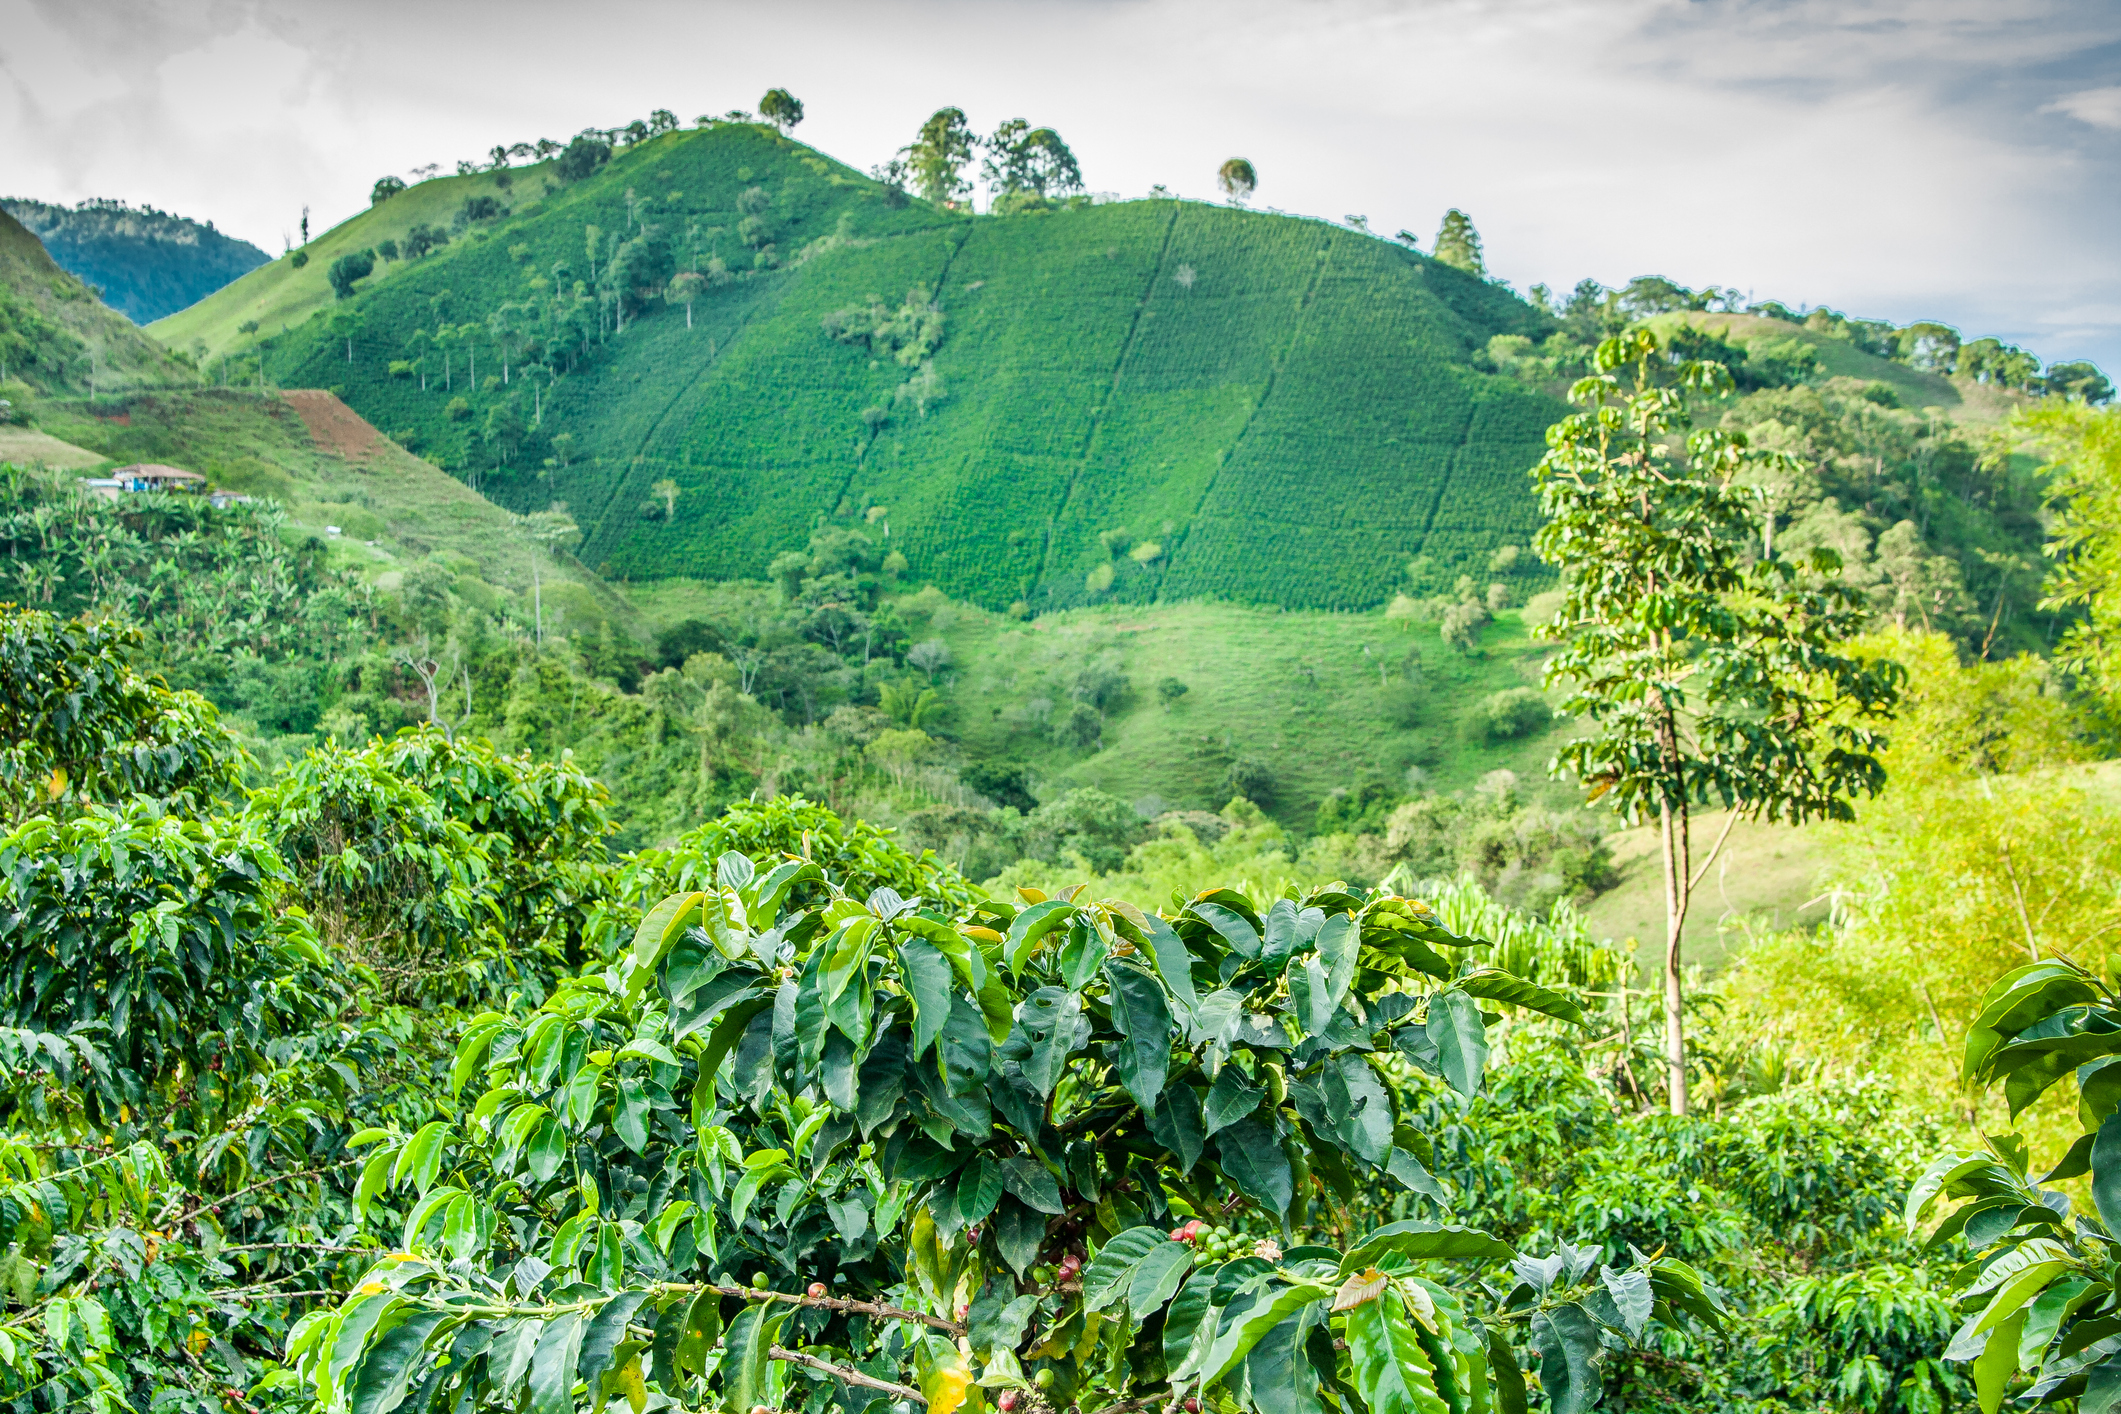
1000, 1155, 1063, 1214
899, 936, 955, 1058
1105, 960, 1173, 1109
1339, 1222, 1515, 1274
1425, 992, 1488, 1099
1128, 1240, 1195, 1315
580, 1292, 652, 1399
723, 1303, 792, 1414
1348, 1285, 1451, 1414
1150, 1084, 1206, 1173
1455, 968, 1585, 1027
529, 1313, 586, 1414
1082, 1225, 1169, 1312
1005, 899, 1076, 977
1531, 1305, 1600, 1414
676, 1289, 723, 1376
1216, 1114, 1294, 1212
1203, 1067, 1265, 1137
616, 1078, 650, 1153
1975, 1309, 2028, 1414
1245, 1309, 1327, 1414
346, 1309, 447, 1414
1204, 1282, 1333, 1384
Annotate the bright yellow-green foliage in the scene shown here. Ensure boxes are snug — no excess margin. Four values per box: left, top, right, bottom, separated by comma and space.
2023, 402, 2121, 699
1724, 629, 2112, 1141
197, 123, 1557, 613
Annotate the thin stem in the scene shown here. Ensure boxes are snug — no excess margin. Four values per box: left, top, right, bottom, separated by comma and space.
166, 1156, 362, 1227
772, 1346, 925, 1402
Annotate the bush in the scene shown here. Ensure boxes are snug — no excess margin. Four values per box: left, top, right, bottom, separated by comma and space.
1227, 755, 1274, 802
1051, 699, 1102, 749
289, 249, 308, 269
445, 396, 471, 421
555, 135, 611, 181
1472, 686, 1551, 741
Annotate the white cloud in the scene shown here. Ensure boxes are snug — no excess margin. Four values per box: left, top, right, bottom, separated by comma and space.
1, 0, 2118, 369
2045, 85, 2121, 130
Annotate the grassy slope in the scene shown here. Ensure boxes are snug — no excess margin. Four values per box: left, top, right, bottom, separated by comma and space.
0, 209, 196, 393
0, 424, 105, 470
172, 124, 1560, 614
623, 577, 1567, 826
150, 167, 531, 359
30, 389, 635, 635
1639, 311, 2026, 424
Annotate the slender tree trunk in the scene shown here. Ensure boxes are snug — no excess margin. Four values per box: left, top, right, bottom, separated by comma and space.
1658, 791, 1693, 1116
532, 555, 542, 645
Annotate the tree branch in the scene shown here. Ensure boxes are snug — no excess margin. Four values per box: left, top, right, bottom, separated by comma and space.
1685, 808, 1745, 895
168, 1156, 363, 1227
772, 1346, 926, 1402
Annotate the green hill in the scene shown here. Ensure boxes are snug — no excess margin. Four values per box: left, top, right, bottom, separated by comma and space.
26, 386, 635, 635
150, 166, 529, 357
173, 123, 1560, 614
1, 197, 270, 325
0, 208, 197, 395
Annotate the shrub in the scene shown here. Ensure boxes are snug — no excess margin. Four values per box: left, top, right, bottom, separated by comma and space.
1227, 754, 1274, 802
1472, 686, 1551, 741
1052, 698, 1102, 749
309, 853, 1685, 1414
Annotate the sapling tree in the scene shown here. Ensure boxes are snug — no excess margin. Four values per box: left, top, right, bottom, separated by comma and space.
1532, 329, 1902, 1115
300, 857, 1720, 1414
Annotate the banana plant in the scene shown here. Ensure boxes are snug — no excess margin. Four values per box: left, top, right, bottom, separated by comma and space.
300, 853, 1704, 1414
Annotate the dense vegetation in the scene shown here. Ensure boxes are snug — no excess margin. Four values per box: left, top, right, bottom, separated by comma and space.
3, 87, 2120, 1414
0, 197, 270, 324
0, 600, 1981, 1414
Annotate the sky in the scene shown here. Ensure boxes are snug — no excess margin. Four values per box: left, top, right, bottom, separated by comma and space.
3, 0, 2118, 371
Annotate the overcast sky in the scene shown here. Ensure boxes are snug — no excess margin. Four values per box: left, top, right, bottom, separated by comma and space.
4, 0, 2118, 371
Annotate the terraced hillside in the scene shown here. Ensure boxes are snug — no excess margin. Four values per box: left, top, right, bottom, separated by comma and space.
180, 123, 1560, 613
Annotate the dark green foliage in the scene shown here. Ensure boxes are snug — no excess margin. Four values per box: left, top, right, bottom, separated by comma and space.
328, 247, 375, 300
372, 175, 407, 205
0, 606, 239, 823
984, 120, 1083, 199
556, 134, 612, 182
301, 850, 1692, 1414
246, 728, 613, 1002
1888, 955, 2121, 1414
0, 196, 268, 323
0, 801, 334, 1124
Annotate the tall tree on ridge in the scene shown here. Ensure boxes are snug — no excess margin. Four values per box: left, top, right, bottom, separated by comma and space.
1433, 209, 1485, 275
759, 89, 804, 134
1217, 157, 1257, 204
901, 108, 976, 207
